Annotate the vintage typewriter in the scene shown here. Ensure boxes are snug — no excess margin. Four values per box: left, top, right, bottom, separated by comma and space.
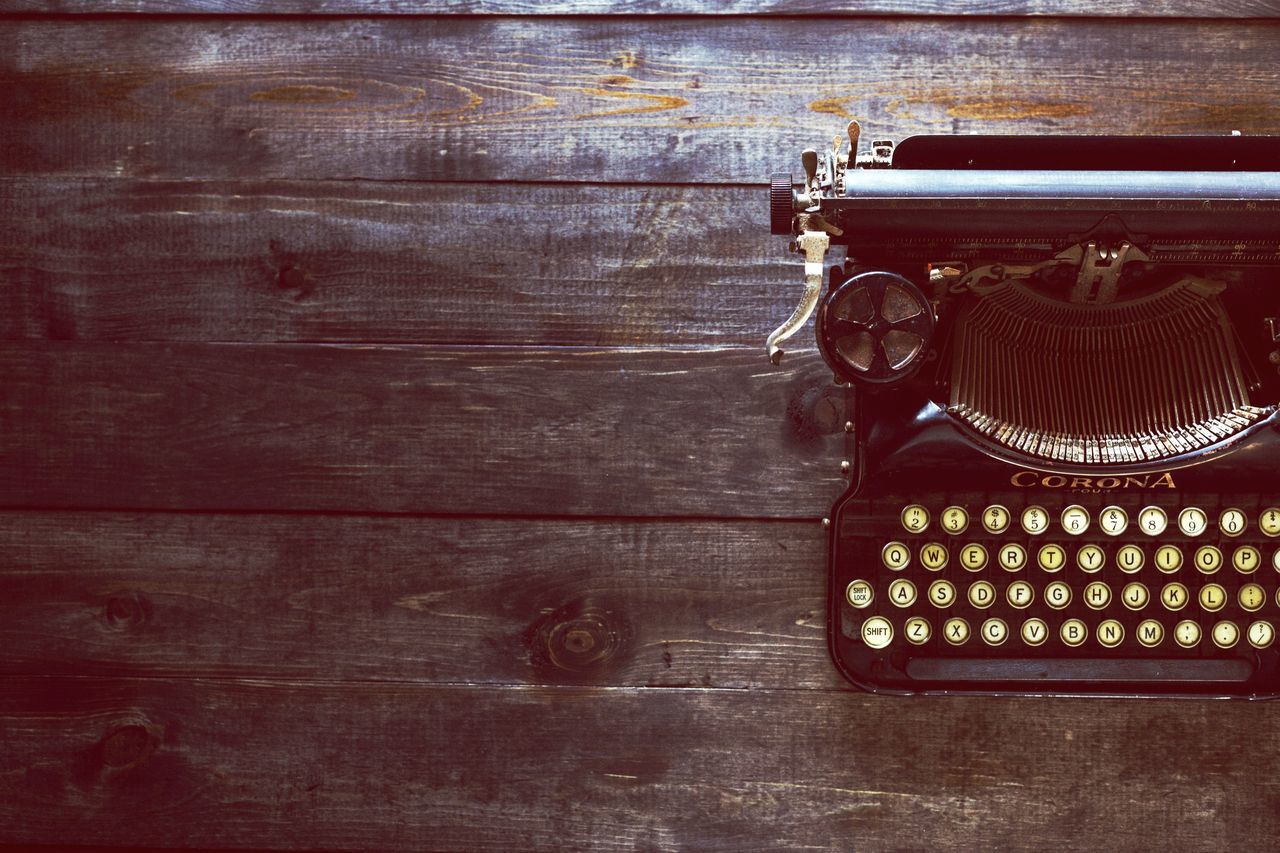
769, 121, 1280, 697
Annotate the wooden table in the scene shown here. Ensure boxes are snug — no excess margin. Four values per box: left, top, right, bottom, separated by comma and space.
2, 3, 1280, 849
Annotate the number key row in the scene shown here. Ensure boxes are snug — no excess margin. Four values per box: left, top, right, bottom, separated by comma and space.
901, 504, 1279, 537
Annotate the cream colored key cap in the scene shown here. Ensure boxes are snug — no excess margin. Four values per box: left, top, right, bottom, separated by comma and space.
1006, 580, 1034, 609
941, 505, 969, 534
1077, 544, 1105, 573
1212, 620, 1240, 649
888, 578, 917, 608
1178, 507, 1208, 537
1233, 545, 1260, 574
967, 580, 996, 609
943, 617, 970, 645
1193, 545, 1222, 575
959, 543, 988, 572
1239, 583, 1266, 612
1083, 581, 1111, 610
1155, 544, 1183, 574
1116, 544, 1144, 574
1138, 506, 1168, 536
982, 504, 1011, 534
981, 617, 1009, 646
1248, 620, 1275, 649
999, 543, 1027, 572
1045, 581, 1072, 610
1097, 619, 1124, 648
1037, 543, 1066, 572
929, 579, 956, 608
1021, 617, 1048, 646
1175, 620, 1201, 648
882, 541, 911, 571
1199, 583, 1226, 612
1099, 505, 1128, 536
1161, 582, 1189, 611
1060, 618, 1087, 647
1274, 548, 1280, 572
1060, 505, 1089, 536
901, 504, 929, 533
1121, 582, 1149, 610
904, 616, 931, 645
846, 580, 874, 608
861, 616, 894, 649
920, 542, 949, 571
1021, 505, 1050, 535
1136, 619, 1164, 648
1220, 508, 1247, 538
1261, 508, 1280, 537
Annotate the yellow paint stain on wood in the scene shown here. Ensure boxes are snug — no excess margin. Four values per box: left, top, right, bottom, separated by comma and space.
808, 96, 854, 120
947, 99, 1090, 120
250, 84, 357, 104
575, 88, 689, 119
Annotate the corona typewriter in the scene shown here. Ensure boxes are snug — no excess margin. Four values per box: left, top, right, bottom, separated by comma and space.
768, 121, 1280, 697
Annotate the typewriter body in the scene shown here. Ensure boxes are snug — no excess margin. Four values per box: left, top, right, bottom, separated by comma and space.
769, 123, 1280, 697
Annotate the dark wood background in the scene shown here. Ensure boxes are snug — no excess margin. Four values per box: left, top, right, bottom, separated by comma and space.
3, 3, 1280, 850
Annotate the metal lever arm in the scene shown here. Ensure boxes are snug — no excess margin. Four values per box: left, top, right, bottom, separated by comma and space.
766, 229, 830, 365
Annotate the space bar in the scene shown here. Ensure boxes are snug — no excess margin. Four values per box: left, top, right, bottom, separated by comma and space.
905, 657, 1253, 682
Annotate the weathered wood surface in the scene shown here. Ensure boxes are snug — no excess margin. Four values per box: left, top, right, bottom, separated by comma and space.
0, 343, 851, 516
0, 179, 797, 346
0, 513, 833, 688
4, 676, 1279, 851
4, 17, 1280, 182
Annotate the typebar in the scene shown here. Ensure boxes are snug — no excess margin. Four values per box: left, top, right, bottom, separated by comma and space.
905, 657, 1253, 682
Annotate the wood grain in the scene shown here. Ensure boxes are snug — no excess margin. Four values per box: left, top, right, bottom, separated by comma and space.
0, 343, 852, 516
0, 179, 797, 346
0, 513, 835, 688
4, 675, 1280, 851
4, 17, 1280, 182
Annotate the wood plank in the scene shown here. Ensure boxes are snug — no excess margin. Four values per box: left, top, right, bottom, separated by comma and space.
0, 179, 795, 346
0, 343, 852, 516
0, 513, 835, 688
4, 17, 1280, 182
4, 676, 1279, 850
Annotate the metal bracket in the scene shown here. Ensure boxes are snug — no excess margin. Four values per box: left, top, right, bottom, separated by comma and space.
1067, 240, 1148, 304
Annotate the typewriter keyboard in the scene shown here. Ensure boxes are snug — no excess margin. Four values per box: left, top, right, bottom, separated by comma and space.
836, 499, 1280, 692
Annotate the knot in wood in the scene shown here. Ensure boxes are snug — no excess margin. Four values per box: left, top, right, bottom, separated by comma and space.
103, 592, 150, 630
527, 601, 632, 683
101, 724, 156, 769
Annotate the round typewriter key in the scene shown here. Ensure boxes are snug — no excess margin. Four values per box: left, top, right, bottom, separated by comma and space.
999, 543, 1027, 572
929, 580, 956, 608
1261, 508, 1280, 537
1239, 583, 1266, 612
1099, 505, 1128, 536
1193, 545, 1222, 575
1233, 545, 1260, 574
940, 505, 969, 535
1212, 620, 1240, 650
1274, 548, 1280, 572
982, 504, 1011, 534
1116, 545, 1144, 574
967, 580, 996, 609
1219, 508, 1247, 538
981, 617, 1009, 646
861, 616, 894, 649
1020, 505, 1050, 535
1199, 583, 1227, 612
1174, 620, 1201, 648
882, 541, 911, 571
1136, 619, 1164, 648
1077, 544, 1105, 573
901, 505, 929, 533
920, 542, 949, 571
1248, 620, 1276, 650
846, 580, 874, 609
1037, 543, 1066, 572
1060, 505, 1090, 536
1006, 580, 1034, 609
904, 616, 931, 645
1021, 617, 1048, 646
943, 617, 970, 646
888, 578, 917, 608
1138, 506, 1168, 536
1045, 581, 1072, 610
1097, 619, 1124, 649
1060, 618, 1088, 648
1178, 507, 1208, 537
1160, 582, 1189, 611
1084, 581, 1111, 610
1121, 582, 1149, 610
959, 543, 988, 572
1155, 544, 1183, 574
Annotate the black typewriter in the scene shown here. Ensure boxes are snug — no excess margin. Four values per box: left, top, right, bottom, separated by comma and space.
768, 122, 1280, 697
